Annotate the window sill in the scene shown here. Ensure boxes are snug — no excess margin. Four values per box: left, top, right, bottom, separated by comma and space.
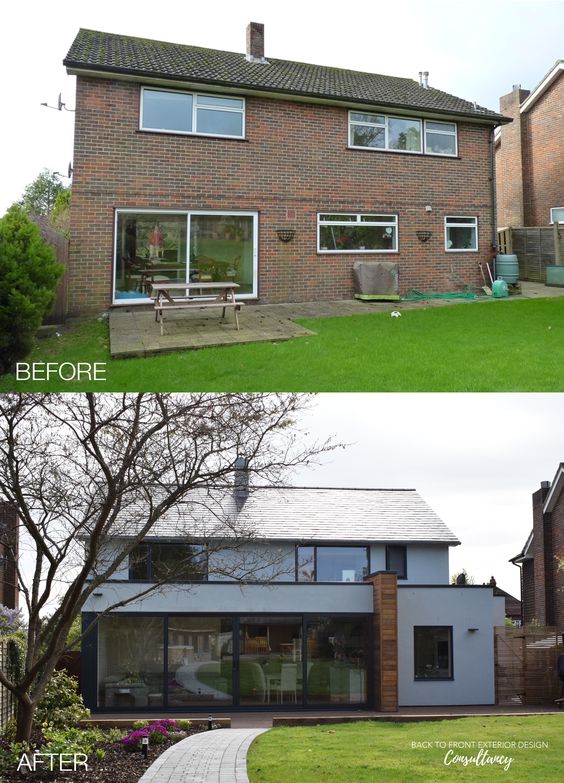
317, 250, 399, 255
137, 129, 248, 142
347, 146, 460, 160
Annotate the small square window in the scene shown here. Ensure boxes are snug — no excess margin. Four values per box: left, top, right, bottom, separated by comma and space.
414, 626, 453, 679
445, 216, 478, 252
550, 207, 564, 224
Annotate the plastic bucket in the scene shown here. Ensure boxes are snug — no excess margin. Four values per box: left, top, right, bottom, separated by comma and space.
496, 254, 519, 284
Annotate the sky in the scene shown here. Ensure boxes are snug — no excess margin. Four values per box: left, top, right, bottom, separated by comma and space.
292, 393, 564, 598
1, 0, 563, 214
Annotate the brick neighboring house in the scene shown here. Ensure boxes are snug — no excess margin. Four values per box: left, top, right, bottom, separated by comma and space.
485, 576, 522, 625
510, 464, 564, 632
0, 503, 19, 610
63, 23, 509, 315
495, 61, 564, 228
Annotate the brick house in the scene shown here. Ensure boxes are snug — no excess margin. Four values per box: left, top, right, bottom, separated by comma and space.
80, 470, 505, 713
510, 464, 564, 632
63, 23, 509, 315
0, 503, 19, 610
495, 61, 564, 228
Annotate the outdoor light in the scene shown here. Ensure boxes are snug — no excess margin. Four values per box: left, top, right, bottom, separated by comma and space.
208, 715, 213, 731
425, 205, 433, 212
142, 737, 149, 758
93, 592, 103, 597
467, 628, 479, 633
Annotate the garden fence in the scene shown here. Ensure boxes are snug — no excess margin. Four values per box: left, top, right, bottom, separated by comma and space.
494, 625, 563, 705
0, 640, 15, 727
497, 225, 563, 282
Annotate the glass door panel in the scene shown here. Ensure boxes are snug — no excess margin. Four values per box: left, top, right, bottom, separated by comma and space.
167, 617, 233, 707
189, 214, 255, 295
239, 616, 302, 705
306, 617, 368, 705
115, 212, 187, 301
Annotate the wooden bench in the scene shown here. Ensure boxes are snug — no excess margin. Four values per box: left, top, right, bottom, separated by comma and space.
151, 282, 243, 336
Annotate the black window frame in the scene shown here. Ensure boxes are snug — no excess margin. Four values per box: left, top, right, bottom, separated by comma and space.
295, 544, 370, 583
413, 625, 453, 681
128, 541, 208, 582
385, 544, 407, 579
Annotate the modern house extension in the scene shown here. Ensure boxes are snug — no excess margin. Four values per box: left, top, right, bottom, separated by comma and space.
63, 22, 509, 315
80, 475, 505, 713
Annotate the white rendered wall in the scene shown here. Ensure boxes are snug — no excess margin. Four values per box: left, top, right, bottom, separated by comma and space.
397, 586, 501, 706
369, 544, 450, 584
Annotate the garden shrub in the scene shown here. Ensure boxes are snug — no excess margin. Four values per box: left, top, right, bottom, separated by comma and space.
119, 720, 184, 751
40, 727, 99, 772
35, 669, 90, 729
132, 719, 150, 730
0, 205, 63, 374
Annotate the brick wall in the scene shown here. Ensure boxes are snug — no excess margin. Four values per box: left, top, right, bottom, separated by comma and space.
531, 485, 551, 624
550, 485, 564, 632
69, 76, 497, 314
495, 75, 564, 228
522, 76, 564, 226
0, 503, 18, 610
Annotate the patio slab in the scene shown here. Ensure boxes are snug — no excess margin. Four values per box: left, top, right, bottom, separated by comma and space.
109, 307, 315, 358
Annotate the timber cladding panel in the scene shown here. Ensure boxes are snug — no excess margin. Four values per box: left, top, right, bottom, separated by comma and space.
69, 76, 496, 314
366, 572, 398, 711
494, 626, 563, 705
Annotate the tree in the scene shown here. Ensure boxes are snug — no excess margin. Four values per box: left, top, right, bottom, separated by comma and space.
19, 170, 67, 217
50, 188, 71, 238
0, 393, 335, 741
0, 206, 64, 374
450, 568, 475, 585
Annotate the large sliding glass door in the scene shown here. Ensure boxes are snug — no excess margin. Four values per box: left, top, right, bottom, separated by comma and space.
95, 613, 369, 709
113, 210, 257, 302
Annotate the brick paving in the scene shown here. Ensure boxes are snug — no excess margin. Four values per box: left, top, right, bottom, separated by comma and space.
137, 728, 268, 783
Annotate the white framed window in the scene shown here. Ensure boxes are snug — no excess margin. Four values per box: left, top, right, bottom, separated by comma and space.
318, 213, 398, 253
349, 112, 457, 156
444, 216, 478, 252
550, 207, 564, 224
424, 120, 457, 156
140, 87, 245, 138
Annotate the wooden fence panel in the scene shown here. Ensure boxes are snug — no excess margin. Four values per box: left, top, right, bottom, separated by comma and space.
499, 227, 563, 282
31, 216, 69, 324
495, 626, 563, 705
0, 641, 15, 728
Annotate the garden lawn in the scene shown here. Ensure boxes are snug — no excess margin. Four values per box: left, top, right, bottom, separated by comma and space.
247, 715, 564, 783
1, 298, 564, 391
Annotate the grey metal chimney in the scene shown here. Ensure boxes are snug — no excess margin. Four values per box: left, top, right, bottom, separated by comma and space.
246, 22, 266, 63
422, 71, 429, 89
234, 456, 249, 509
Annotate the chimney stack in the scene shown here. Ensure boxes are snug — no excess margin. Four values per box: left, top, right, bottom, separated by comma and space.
246, 22, 266, 63
234, 456, 249, 509
422, 71, 429, 89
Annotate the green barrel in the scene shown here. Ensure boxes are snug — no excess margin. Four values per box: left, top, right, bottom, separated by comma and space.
496, 254, 519, 284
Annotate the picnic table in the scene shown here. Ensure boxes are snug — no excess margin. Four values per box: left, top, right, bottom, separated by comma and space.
151, 281, 243, 336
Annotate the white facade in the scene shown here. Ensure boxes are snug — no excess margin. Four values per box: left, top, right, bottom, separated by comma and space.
397, 586, 506, 706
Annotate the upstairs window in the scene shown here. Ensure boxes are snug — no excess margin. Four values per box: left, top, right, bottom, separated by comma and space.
141, 87, 245, 138
129, 542, 208, 581
349, 112, 457, 156
296, 545, 369, 582
318, 213, 398, 253
385, 545, 407, 579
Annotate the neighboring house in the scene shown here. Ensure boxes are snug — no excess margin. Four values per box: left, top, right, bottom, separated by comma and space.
495, 61, 564, 228
0, 503, 18, 610
486, 576, 522, 625
63, 23, 509, 315
80, 468, 505, 713
510, 464, 564, 631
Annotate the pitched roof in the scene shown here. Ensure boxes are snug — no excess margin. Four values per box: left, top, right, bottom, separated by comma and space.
520, 60, 564, 113
64, 28, 507, 123
105, 486, 460, 545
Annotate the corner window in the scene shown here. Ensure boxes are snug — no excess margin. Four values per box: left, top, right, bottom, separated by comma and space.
129, 543, 208, 581
141, 87, 244, 138
550, 207, 564, 224
349, 112, 457, 156
425, 120, 457, 156
385, 545, 407, 579
318, 213, 398, 253
414, 626, 453, 679
296, 545, 369, 582
445, 216, 478, 252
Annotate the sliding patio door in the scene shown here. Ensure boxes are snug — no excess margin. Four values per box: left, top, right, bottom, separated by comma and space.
113, 210, 258, 303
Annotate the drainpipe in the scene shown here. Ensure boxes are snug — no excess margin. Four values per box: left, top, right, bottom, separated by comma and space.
489, 123, 500, 274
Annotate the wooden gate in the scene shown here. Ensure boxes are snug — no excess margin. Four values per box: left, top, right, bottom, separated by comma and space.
495, 626, 563, 705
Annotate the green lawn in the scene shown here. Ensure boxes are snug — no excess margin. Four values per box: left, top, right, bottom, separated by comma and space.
247, 715, 564, 783
1, 298, 564, 391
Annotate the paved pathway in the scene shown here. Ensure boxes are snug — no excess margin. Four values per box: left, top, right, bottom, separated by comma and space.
138, 728, 268, 783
